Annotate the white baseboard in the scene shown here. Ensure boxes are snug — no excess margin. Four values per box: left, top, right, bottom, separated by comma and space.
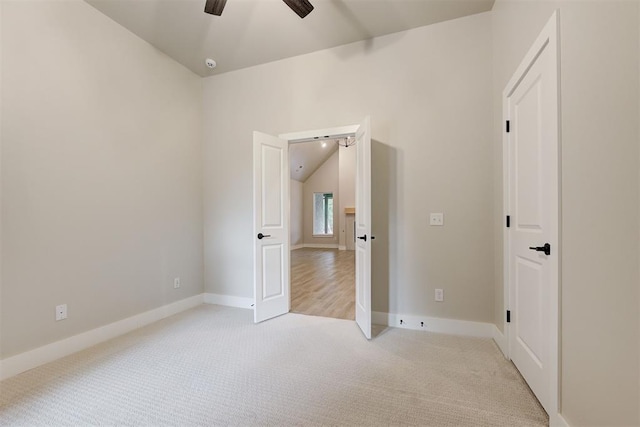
203, 293, 254, 309
492, 325, 508, 357
289, 244, 339, 250
301, 243, 339, 249
0, 294, 204, 381
338, 245, 346, 251
372, 312, 493, 338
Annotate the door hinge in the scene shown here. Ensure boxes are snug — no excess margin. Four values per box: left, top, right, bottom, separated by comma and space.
506, 310, 511, 323
506, 215, 511, 228
506, 120, 510, 133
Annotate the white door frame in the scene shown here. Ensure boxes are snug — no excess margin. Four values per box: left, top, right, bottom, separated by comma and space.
279, 123, 360, 313
502, 10, 561, 422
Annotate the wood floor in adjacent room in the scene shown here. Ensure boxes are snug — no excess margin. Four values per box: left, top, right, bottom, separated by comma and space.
290, 248, 355, 320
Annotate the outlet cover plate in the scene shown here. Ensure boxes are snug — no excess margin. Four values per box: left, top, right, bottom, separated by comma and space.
55, 304, 67, 321
430, 213, 444, 226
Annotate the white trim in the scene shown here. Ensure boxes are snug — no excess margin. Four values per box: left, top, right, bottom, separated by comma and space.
0, 294, 204, 381
300, 243, 339, 249
502, 9, 560, 419
290, 244, 304, 250
551, 414, 570, 427
338, 245, 346, 251
203, 293, 254, 309
492, 325, 508, 357
279, 124, 359, 143
372, 312, 493, 338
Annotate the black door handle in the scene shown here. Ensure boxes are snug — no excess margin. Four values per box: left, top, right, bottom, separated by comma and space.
357, 235, 367, 242
257, 233, 271, 240
529, 243, 551, 256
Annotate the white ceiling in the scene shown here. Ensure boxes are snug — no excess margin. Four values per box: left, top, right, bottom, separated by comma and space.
85, 0, 494, 77
290, 139, 338, 182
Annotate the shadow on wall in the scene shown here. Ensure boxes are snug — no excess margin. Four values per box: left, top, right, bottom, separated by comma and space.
371, 139, 398, 318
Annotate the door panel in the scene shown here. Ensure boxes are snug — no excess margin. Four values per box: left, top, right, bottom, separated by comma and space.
355, 116, 371, 339
507, 27, 558, 414
254, 131, 289, 323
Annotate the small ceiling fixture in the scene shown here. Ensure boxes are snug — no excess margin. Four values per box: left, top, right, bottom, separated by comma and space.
205, 58, 217, 69
337, 136, 356, 148
204, 0, 314, 18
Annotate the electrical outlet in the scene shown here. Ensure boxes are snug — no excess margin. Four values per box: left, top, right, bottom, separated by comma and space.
174, 277, 181, 289
429, 213, 444, 226
55, 304, 67, 321
435, 289, 444, 302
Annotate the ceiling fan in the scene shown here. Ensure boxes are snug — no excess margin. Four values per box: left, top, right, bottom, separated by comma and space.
204, 0, 314, 19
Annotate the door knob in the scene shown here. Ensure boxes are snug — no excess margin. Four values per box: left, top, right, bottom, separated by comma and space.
257, 233, 271, 240
529, 243, 551, 256
357, 235, 367, 242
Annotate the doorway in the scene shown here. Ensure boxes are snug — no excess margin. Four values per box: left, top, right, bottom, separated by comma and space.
288, 137, 356, 320
253, 117, 372, 338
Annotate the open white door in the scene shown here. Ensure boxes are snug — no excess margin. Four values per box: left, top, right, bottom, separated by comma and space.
253, 131, 290, 323
355, 116, 372, 339
504, 12, 559, 416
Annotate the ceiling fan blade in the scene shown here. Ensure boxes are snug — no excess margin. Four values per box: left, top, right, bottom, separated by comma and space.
204, 0, 227, 16
283, 0, 314, 18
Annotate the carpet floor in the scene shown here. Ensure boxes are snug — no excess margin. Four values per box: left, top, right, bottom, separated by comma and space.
0, 305, 548, 426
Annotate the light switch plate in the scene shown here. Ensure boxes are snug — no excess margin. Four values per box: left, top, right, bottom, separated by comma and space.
430, 213, 444, 226
435, 289, 444, 302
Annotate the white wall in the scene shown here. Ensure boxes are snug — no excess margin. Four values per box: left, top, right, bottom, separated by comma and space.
1, 0, 203, 358
290, 179, 303, 247
303, 151, 339, 246
202, 13, 494, 322
338, 145, 356, 250
492, 1, 640, 424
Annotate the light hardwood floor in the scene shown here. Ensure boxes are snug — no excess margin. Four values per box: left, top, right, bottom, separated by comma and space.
290, 248, 355, 320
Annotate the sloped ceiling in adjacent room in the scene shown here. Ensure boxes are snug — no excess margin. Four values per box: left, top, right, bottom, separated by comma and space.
290, 140, 338, 182
85, 0, 494, 76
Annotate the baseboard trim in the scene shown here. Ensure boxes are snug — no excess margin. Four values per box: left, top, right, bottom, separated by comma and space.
372, 312, 493, 338
338, 245, 346, 251
203, 293, 254, 309
0, 294, 204, 381
303, 243, 339, 249
291, 244, 304, 250
492, 325, 508, 357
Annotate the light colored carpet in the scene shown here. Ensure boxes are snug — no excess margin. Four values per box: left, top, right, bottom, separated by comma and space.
0, 305, 548, 426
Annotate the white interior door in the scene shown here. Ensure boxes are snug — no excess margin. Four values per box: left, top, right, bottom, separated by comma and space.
253, 131, 290, 323
355, 116, 372, 339
505, 14, 559, 415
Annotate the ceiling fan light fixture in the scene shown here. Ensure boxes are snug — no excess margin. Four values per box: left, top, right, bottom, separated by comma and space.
336, 136, 356, 148
282, 0, 314, 18
204, 0, 227, 16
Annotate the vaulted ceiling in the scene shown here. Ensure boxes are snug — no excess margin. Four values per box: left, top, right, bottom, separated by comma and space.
85, 0, 494, 76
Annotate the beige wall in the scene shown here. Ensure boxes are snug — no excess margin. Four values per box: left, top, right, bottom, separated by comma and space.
492, 1, 640, 424
338, 145, 356, 250
290, 179, 303, 247
303, 151, 339, 246
1, 0, 203, 358
202, 13, 494, 322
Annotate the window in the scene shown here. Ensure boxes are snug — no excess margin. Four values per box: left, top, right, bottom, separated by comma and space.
313, 192, 334, 236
